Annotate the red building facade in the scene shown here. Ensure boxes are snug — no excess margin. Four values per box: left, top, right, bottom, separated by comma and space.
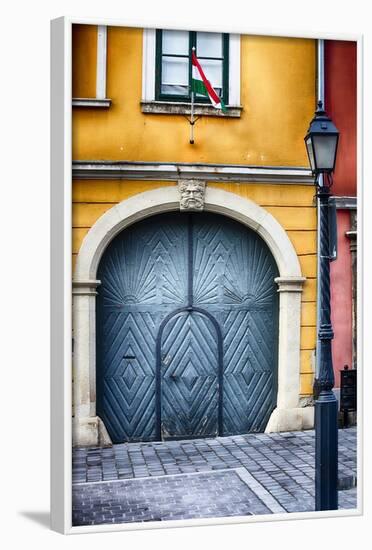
324, 40, 357, 389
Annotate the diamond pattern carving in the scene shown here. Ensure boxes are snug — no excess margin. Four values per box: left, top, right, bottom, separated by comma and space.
179, 361, 199, 392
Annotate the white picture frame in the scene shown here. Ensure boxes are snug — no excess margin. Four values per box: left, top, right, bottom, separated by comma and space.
51, 16, 363, 534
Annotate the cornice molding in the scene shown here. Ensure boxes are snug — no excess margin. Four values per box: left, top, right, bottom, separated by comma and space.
330, 196, 357, 210
275, 276, 307, 293
72, 98, 112, 108
72, 161, 314, 184
72, 280, 101, 296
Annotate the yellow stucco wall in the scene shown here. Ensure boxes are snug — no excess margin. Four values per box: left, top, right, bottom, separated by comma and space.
72, 27, 316, 167
72, 180, 317, 396
71, 26, 317, 397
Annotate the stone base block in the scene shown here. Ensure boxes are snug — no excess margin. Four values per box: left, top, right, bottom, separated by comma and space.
265, 406, 314, 433
98, 417, 112, 447
73, 416, 112, 447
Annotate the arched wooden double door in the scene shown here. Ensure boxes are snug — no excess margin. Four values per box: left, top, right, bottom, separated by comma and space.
96, 212, 279, 443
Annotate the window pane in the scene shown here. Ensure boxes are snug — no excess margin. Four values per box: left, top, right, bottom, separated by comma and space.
196, 32, 223, 58
162, 30, 189, 55
197, 59, 222, 88
162, 56, 189, 95
161, 84, 189, 95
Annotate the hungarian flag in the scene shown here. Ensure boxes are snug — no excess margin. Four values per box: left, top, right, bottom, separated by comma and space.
191, 50, 227, 113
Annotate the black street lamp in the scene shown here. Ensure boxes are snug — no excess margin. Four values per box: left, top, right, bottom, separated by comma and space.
304, 100, 340, 511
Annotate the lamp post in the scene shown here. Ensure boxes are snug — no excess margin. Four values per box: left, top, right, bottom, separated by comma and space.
304, 100, 340, 511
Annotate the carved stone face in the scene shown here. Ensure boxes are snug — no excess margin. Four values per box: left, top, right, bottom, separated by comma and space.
179, 180, 205, 211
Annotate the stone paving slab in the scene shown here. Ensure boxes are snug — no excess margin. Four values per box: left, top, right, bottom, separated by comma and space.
72, 469, 276, 526
72, 427, 358, 525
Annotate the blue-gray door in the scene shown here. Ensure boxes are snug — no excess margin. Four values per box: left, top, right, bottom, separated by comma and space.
97, 212, 279, 443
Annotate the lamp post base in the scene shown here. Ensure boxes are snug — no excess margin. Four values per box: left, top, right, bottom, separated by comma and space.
315, 390, 338, 511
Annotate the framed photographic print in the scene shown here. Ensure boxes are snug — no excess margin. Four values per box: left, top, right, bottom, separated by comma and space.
51, 16, 362, 534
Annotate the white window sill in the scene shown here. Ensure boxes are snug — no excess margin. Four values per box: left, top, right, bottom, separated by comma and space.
72, 98, 112, 108
141, 100, 242, 118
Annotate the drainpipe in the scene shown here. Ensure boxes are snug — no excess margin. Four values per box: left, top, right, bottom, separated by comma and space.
315, 39, 325, 386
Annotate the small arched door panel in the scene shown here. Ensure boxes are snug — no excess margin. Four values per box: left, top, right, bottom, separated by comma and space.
159, 309, 221, 439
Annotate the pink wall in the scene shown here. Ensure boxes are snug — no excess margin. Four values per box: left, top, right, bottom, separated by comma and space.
330, 210, 353, 388
325, 40, 357, 387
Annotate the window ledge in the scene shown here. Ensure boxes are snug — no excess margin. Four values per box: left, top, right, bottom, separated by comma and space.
141, 100, 242, 118
72, 98, 112, 108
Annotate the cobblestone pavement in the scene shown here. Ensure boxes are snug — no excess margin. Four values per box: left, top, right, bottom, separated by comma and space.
73, 469, 277, 526
72, 427, 357, 526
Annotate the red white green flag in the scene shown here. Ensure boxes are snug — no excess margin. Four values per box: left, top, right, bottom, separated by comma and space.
191, 50, 227, 113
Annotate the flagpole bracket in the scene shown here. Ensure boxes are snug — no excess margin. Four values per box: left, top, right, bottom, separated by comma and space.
185, 113, 201, 144
184, 115, 201, 125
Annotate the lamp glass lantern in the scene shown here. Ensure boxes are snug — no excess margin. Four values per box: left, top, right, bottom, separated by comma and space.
304, 101, 339, 177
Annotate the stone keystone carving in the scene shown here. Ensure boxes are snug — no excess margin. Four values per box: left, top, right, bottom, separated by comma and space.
178, 179, 206, 211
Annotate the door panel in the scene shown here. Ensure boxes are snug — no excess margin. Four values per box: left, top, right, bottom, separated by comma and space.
96, 214, 189, 443
98, 310, 157, 442
192, 214, 279, 435
160, 310, 219, 439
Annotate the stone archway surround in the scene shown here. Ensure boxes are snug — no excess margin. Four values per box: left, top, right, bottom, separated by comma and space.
72, 186, 313, 446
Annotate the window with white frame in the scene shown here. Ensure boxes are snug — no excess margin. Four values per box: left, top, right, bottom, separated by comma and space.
142, 29, 241, 116
156, 30, 228, 102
